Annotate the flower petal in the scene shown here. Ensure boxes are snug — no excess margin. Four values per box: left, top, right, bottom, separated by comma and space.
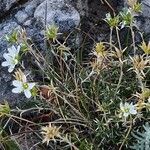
12, 80, 22, 88
28, 83, 35, 90
124, 102, 129, 108
3, 53, 11, 60
1, 61, 10, 67
24, 90, 31, 98
130, 108, 137, 115
12, 87, 22, 93
8, 66, 15, 73
120, 102, 124, 111
8, 46, 17, 57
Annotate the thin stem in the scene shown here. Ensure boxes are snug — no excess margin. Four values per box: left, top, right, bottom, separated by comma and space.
81, 70, 95, 83
114, 63, 123, 97
116, 27, 122, 50
119, 121, 132, 150
136, 70, 144, 91
130, 26, 136, 55
110, 27, 113, 50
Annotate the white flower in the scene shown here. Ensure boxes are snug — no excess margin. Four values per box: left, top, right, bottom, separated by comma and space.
1, 45, 20, 72
12, 74, 35, 98
120, 102, 137, 118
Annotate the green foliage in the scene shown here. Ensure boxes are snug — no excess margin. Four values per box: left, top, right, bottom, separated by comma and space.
0, 102, 10, 117
104, 13, 120, 28
78, 139, 93, 150
45, 24, 59, 41
133, 3, 142, 13
20, 43, 29, 52
120, 8, 134, 27
5, 30, 18, 44
0, 127, 20, 150
130, 123, 150, 150
0, 1, 150, 149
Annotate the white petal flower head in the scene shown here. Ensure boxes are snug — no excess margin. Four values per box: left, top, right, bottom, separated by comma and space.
1, 45, 20, 73
12, 74, 36, 98
120, 102, 137, 118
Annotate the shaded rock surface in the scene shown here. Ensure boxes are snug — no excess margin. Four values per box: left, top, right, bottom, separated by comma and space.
136, 0, 150, 35
123, 0, 150, 36
0, 0, 18, 17
34, 0, 80, 32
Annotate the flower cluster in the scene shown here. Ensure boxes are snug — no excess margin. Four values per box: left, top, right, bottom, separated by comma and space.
1, 45, 36, 99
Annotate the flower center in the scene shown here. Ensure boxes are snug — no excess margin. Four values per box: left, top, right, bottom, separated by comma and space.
23, 83, 29, 89
124, 108, 130, 113
13, 58, 18, 64
12, 56, 19, 65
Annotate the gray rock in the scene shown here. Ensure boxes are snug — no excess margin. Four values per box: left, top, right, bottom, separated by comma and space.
23, 19, 32, 26
34, 0, 80, 33
137, 18, 150, 34
142, 0, 150, 7
141, 2, 150, 18
76, 0, 88, 16
136, 1, 150, 35
15, 10, 29, 24
0, 0, 17, 17
25, 0, 43, 16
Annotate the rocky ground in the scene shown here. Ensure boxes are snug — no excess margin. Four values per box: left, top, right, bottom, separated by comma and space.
0, 0, 150, 106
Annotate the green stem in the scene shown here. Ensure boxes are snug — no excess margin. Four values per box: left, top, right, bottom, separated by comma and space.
116, 27, 122, 50
136, 70, 144, 91
119, 121, 132, 150
130, 26, 136, 55
110, 27, 113, 50
115, 63, 123, 97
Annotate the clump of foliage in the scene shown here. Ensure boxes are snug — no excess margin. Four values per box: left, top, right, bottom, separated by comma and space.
130, 123, 150, 150
0, 0, 150, 149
